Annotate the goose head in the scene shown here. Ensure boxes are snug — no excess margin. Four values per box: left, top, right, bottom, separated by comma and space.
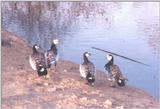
83, 52, 91, 63
106, 54, 114, 64
84, 52, 91, 57
33, 44, 40, 53
51, 39, 59, 50
53, 39, 59, 45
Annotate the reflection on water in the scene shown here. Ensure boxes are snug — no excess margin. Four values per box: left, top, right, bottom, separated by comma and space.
2, 2, 160, 100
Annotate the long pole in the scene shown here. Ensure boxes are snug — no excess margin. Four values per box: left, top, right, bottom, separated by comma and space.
92, 47, 150, 67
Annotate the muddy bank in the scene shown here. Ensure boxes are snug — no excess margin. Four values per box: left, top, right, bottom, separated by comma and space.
2, 29, 160, 109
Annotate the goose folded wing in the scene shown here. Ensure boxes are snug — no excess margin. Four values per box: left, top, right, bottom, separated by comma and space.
80, 64, 88, 77
35, 53, 46, 67
110, 65, 123, 79
45, 51, 59, 64
87, 62, 96, 76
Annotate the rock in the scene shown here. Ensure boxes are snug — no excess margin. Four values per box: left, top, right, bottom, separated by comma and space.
79, 97, 88, 104
2, 39, 12, 47
56, 88, 63, 91
116, 106, 124, 109
104, 99, 112, 108
64, 69, 67, 72
71, 94, 77, 99
99, 93, 104, 97
47, 87, 56, 92
43, 82, 49, 86
81, 97, 87, 101
91, 99, 97, 104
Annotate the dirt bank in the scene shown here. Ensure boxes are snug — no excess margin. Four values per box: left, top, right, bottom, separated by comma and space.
2, 30, 160, 109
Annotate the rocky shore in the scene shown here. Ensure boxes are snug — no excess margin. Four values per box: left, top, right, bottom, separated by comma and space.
2, 30, 160, 109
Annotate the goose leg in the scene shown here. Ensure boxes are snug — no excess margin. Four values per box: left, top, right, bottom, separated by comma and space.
46, 71, 51, 79
33, 75, 40, 80
54, 62, 57, 72
86, 82, 94, 87
109, 78, 116, 88
81, 77, 85, 79
43, 75, 47, 79
107, 73, 113, 81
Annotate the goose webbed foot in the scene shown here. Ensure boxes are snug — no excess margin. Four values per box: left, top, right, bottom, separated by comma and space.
81, 77, 85, 80
110, 85, 116, 88
43, 75, 47, 79
86, 82, 94, 87
53, 62, 56, 72
46, 74, 50, 79
86, 82, 90, 86
41, 75, 50, 80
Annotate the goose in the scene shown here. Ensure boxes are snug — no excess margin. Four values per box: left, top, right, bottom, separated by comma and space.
45, 39, 59, 71
29, 44, 47, 77
79, 52, 96, 86
104, 54, 128, 87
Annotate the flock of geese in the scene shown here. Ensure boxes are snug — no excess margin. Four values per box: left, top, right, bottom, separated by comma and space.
29, 39, 128, 87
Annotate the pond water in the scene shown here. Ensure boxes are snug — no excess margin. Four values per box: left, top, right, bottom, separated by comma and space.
2, 2, 160, 100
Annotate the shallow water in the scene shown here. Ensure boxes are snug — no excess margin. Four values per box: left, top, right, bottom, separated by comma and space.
2, 2, 160, 100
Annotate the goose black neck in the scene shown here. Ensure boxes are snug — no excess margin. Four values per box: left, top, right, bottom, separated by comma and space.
83, 54, 90, 63
33, 46, 38, 53
51, 43, 57, 54
107, 58, 114, 66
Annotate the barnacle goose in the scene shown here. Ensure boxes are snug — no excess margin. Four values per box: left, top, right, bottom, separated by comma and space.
104, 54, 128, 87
79, 52, 96, 86
45, 39, 59, 71
29, 44, 47, 77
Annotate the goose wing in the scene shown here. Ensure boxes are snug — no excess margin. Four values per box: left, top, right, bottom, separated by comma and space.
110, 65, 122, 79
29, 55, 36, 71
79, 61, 96, 78
34, 53, 46, 67
87, 62, 96, 76
79, 64, 88, 78
29, 52, 46, 70
45, 50, 59, 65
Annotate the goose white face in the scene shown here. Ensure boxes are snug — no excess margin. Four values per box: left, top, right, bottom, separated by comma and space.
53, 39, 59, 45
106, 54, 113, 61
85, 52, 91, 57
35, 45, 39, 50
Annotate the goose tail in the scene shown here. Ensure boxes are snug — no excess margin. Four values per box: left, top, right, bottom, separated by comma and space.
86, 73, 95, 86
37, 66, 48, 76
117, 78, 126, 87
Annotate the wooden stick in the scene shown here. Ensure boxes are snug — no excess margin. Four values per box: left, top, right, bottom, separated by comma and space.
92, 47, 150, 67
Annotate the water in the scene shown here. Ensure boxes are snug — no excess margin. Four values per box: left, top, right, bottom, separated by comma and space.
2, 2, 160, 100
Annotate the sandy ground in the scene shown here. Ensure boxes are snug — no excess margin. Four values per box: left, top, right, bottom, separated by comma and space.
2, 30, 160, 109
